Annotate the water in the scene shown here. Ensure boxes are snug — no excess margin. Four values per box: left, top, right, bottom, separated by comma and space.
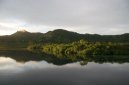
0, 51, 129, 85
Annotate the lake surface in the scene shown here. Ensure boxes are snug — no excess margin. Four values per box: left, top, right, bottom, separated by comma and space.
0, 51, 129, 85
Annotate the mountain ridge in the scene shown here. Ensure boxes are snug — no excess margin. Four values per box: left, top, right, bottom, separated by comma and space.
0, 29, 128, 50
0, 29, 129, 42
0, 29, 129, 36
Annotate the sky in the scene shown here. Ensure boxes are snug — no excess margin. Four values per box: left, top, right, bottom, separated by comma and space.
0, 0, 129, 35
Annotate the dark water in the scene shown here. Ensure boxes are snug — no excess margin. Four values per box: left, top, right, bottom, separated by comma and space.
0, 51, 129, 85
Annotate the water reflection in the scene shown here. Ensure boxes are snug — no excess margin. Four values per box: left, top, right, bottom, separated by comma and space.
0, 57, 56, 74
0, 50, 129, 66
0, 57, 129, 85
0, 50, 75, 65
0, 57, 85, 74
0, 51, 129, 85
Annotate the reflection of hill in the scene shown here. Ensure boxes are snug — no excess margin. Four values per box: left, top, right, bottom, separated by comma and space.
0, 51, 128, 66
0, 51, 74, 65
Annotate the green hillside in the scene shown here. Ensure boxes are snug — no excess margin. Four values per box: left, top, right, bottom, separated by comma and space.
0, 31, 43, 50
0, 29, 128, 50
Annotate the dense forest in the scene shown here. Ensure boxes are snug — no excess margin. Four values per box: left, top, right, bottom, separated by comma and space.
28, 39, 129, 60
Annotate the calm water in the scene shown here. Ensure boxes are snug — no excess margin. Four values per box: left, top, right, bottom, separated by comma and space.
0, 51, 129, 85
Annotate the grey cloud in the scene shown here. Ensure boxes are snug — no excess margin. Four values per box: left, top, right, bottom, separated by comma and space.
0, 26, 13, 30
0, 0, 129, 34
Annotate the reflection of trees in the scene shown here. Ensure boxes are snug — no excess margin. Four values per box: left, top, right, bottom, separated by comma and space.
92, 55, 129, 64
0, 50, 76, 65
80, 61, 88, 66
0, 51, 129, 66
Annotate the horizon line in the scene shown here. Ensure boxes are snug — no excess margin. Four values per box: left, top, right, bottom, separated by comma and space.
0, 29, 128, 36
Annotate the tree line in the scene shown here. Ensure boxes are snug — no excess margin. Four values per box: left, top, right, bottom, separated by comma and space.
28, 39, 129, 60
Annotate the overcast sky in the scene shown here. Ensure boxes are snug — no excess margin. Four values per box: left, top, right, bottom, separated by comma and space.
0, 0, 129, 35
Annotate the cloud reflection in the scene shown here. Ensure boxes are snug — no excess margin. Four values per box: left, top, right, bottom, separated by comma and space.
0, 57, 56, 74
0, 57, 129, 85
0, 57, 81, 74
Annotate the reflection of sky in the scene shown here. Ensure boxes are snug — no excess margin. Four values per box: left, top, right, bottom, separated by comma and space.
0, 57, 56, 74
0, 57, 81, 74
0, 57, 129, 85
0, 57, 129, 75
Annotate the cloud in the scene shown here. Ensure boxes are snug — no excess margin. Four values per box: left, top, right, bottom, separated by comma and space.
0, 0, 129, 35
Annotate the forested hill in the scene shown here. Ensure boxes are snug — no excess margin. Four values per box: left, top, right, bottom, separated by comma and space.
0, 29, 129, 43
0, 29, 128, 50
40, 29, 129, 43
0, 30, 43, 50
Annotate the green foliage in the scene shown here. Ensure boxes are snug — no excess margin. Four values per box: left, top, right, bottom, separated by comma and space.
29, 39, 129, 60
